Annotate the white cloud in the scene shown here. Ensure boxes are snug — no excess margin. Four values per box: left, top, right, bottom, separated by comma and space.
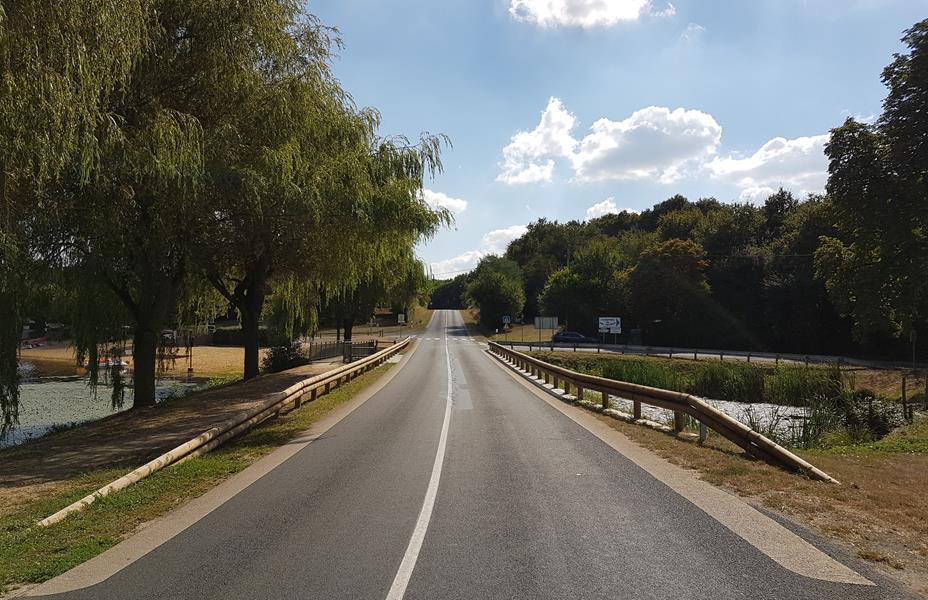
585, 197, 636, 219
708, 134, 829, 198
571, 106, 722, 183
738, 186, 778, 205
481, 225, 529, 253
421, 189, 468, 214
499, 99, 722, 186
430, 225, 529, 277
430, 251, 486, 278
497, 97, 577, 184
680, 22, 705, 42
509, 0, 675, 28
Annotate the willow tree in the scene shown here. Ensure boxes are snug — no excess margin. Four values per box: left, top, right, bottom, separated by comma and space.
31, 1, 316, 408
0, 1, 152, 428
198, 15, 450, 379
323, 248, 429, 342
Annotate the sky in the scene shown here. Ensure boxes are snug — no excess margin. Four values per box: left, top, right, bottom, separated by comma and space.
309, 0, 928, 278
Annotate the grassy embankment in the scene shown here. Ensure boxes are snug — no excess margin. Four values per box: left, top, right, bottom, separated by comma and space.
0, 364, 392, 594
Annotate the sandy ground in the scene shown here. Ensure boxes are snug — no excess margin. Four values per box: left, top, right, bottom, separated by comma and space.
19, 343, 263, 379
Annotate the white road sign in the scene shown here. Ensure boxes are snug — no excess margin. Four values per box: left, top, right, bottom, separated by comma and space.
598, 317, 622, 334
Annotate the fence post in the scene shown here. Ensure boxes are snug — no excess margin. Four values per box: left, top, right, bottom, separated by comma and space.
674, 412, 685, 434
576, 385, 584, 401
601, 391, 609, 409
902, 376, 909, 421
633, 401, 641, 420
698, 421, 708, 444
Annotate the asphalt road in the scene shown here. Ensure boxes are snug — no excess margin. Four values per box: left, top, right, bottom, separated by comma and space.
36, 311, 910, 600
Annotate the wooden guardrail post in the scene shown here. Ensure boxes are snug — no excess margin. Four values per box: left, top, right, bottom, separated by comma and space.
633, 401, 642, 420
576, 384, 584, 401
673, 411, 685, 434
601, 391, 609, 409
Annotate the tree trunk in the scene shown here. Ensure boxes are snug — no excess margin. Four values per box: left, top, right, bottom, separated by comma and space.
239, 279, 267, 381
242, 306, 261, 380
132, 325, 158, 409
343, 318, 354, 342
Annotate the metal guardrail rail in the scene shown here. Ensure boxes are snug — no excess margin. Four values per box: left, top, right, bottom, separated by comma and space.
38, 337, 412, 527
489, 342, 838, 484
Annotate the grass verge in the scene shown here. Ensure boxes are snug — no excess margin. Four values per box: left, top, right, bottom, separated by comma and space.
0, 364, 392, 594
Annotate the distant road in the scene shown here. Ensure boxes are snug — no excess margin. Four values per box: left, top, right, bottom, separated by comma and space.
32, 311, 906, 600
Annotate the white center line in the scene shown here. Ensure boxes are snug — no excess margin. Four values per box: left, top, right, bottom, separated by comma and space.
385, 319, 453, 600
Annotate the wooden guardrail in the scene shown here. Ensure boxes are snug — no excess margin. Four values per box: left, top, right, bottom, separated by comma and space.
489, 342, 838, 484
38, 338, 411, 527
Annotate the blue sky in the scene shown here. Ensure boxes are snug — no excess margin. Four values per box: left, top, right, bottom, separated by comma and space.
310, 0, 928, 278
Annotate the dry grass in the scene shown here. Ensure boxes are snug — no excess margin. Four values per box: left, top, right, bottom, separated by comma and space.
19, 343, 260, 379
593, 413, 928, 596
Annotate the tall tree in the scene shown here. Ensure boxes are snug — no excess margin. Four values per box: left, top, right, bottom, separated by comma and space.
817, 20, 928, 345
466, 257, 525, 330
0, 1, 151, 427
197, 21, 449, 378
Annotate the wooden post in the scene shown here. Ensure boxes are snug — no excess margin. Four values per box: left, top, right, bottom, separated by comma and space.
674, 411, 685, 433
902, 375, 909, 421
633, 400, 641, 420
698, 421, 708, 444
601, 391, 609, 409
553, 376, 559, 390
576, 385, 584, 401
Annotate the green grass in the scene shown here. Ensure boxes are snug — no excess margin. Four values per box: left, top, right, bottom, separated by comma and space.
534, 352, 844, 407
807, 420, 928, 456
0, 364, 392, 593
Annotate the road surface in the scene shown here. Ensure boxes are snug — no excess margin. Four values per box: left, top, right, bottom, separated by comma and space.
32, 311, 909, 599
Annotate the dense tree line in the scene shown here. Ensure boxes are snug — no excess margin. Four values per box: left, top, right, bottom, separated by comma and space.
0, 1, 446, 428
440, 19, 928, 361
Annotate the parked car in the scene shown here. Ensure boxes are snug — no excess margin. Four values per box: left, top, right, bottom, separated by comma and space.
551, 331, 597, 344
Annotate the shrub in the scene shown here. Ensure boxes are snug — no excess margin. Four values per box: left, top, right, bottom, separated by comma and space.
840, 389, 904, 438
261, 343, 308, 374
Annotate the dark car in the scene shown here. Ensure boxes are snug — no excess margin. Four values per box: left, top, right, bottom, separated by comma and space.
551, 331, 597, 344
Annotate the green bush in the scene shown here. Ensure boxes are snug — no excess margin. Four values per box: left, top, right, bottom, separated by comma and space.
840, 389, 904, 438
691, 361, 765, 403
261, 343, 308, 374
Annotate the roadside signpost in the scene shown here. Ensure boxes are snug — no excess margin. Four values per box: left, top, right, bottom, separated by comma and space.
598, 316, 622, 345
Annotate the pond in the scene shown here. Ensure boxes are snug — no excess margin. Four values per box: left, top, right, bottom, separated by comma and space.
1, 361, 204, 449
607, 395, 809, 438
